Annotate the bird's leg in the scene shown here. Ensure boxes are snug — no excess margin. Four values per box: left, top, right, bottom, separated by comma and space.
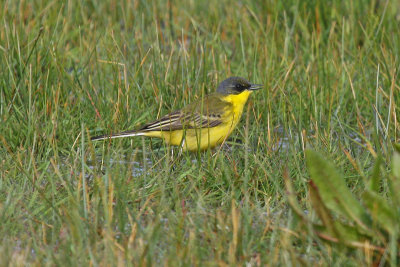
169, 146, 175, 166
168, 139, 184, 163
166, 140, 185, 173
167, 147, 178, 173
178, 139, 185, 158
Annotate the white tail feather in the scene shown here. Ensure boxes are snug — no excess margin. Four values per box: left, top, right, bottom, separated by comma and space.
91, 132, 145, 141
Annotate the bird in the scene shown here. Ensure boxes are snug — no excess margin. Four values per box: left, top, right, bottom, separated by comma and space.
91, 76, 262, 151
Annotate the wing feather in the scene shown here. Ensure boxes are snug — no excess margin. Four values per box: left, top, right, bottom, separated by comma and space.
138, 94, 230, 132
139, 109, 223, 132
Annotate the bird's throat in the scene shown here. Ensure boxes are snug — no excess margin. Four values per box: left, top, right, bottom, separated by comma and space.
222, 90, 252, 108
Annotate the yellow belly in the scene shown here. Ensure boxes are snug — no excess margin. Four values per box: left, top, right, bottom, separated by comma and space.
142, 121, 236, 151
142, 90, 252, 151
173, 123, 234, 151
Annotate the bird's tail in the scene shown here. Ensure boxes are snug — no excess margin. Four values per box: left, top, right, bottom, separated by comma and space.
91, 130, 144, 141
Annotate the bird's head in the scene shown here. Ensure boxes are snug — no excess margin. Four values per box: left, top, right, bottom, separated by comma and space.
216, 76, 263, 95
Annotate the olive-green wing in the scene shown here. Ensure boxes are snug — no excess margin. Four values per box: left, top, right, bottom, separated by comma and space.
138, 93, 230, 132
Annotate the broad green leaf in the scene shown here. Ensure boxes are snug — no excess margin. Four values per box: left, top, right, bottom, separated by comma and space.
313, 222, 368, 247
305, 150, 371, 231
309, 180, 342, 240
393, 149, 400, 178
394, 144, 400, 154
389, 150, 400, 208
362, 190, 398, 235
368, 155, 382, 193
309, 180, 367, 244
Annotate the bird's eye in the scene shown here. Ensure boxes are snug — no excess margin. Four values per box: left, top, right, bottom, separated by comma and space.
235, 84, 241, 89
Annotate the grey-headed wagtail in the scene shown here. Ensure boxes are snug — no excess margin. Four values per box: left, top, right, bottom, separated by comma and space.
91, 77, 262, 151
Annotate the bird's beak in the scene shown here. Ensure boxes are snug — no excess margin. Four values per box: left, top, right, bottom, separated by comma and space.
249, 84, 263, 90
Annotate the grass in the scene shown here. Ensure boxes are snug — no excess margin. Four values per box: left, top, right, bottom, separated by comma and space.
1, 0, 399, 265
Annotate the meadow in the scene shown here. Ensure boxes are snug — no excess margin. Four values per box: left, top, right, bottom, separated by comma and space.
1, 0, 399, 265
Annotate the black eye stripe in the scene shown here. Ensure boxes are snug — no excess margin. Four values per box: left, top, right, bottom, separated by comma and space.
234, 83, 249, 91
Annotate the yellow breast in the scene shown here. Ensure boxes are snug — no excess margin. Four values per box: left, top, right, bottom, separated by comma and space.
220, 90, 252, 128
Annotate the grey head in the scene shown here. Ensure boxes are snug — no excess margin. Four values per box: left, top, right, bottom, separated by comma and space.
216, 76, 263, 95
